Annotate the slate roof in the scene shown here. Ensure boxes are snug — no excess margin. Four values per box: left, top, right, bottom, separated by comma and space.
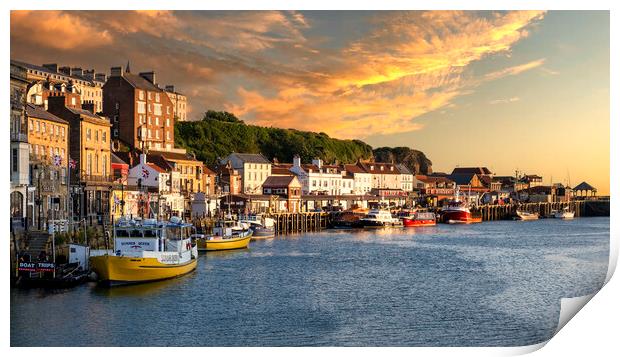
149, 150, 200, 162
122, 72, 161, 92
448, 173, 478, 186
573, 181, 596, 191
110, 152, 127, 165
396, 164, 412, 175
451, 167, 492, 175
25, 103, 68, 125
230, 153, 271, 164
263, 175, 299, 187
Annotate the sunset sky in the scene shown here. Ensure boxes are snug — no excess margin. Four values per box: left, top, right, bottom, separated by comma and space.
10, 10, 610, 194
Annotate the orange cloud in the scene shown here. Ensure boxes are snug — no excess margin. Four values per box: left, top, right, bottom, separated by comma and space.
11, 10, 113, 50
484, 58, 546, 81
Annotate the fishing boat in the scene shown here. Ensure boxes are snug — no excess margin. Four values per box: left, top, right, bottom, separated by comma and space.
514, 210, 540, 221
440, 187, 481, 224
398, 210, 437, 227
89, 217, 198, 286
240, 215, 276, 239
356, 209, 403, 228
195, 219, 252, 251
553, 207, 575, 219
330, 208, 369, 229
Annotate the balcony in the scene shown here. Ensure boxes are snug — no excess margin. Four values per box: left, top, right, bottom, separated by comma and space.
79, 174, 113, 184
11, 132, 28, 142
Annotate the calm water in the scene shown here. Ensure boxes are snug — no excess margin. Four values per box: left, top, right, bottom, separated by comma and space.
11, 217, 609, 347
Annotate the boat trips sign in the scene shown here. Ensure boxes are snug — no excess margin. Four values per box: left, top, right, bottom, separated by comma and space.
115, 238, 157, 252
17, 262, 56, 272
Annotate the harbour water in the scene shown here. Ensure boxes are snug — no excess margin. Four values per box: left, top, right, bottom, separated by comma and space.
11, 217, 609, 347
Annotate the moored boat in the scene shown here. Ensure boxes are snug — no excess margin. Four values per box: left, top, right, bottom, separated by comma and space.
356, 209, 403, 228
440, 187, 481, 224
195, 219, 252, 251
514, 210, 540, 221
240, 215, 276, 239
331, 208, 369, 229
398, 210, 437, 227
89, 217, 198, 286
553, 207, 575, 219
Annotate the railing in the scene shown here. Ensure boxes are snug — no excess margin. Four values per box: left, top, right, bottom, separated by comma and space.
10, 132, 28, 142
80, 174, 113, 183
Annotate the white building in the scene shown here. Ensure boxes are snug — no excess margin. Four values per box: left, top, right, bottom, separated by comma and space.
344, 163, 372, 195
290, 156, 345, 195
223, 153, 272, 195
358, 162, 402, 190
396, 164, 414, 192
128, 154, 170, 193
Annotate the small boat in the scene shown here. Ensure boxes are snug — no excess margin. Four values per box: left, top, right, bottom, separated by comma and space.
330, 208, 369, 229
89, 217, 198, 286
514, 210, 540, 221
553, 207, 575, 219
356, 209, 403, 228
398, 210, 437, 227
440, 187, 481, 224
240, 215, 276, 239
195, 219, 252, 251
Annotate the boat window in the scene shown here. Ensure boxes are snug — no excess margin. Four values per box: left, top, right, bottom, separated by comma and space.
144, 229, 158, 238
116, 229, 130, 237
130, 229, 142, 237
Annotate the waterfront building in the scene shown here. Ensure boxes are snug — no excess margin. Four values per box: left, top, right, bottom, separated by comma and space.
572, 181, 597, 199
448, 172, 489, 204
12, 60, 105, 113
163, 85, 188, 122
413, 175, 456, 206
223, 153, 272, 194
202, 165, 217, 196
10, 63, 31, 229
340, 172, 355, 195
358, 161, 402, 190
47, 96, 112, 225
103, 65, 176, 152
25, 103, 70, 228
520, 174, 544, 188
262, 176, 302, 213
396, 164, 414, 192
291, 156, 344, 195
271, 163, 294, 176
148, 151, 204, 195
343, 163, 372, 195
213, 161, 242, 195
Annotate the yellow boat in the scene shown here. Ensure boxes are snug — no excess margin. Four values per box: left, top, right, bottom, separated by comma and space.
90, 217, 198, 285
194, 219, 253, 251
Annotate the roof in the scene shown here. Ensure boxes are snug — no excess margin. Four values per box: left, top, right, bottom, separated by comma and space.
344, 163, 367, 174
359, 162, 401, 174
415, 175, 454, 184
121, 72, 161, 92
262, 175, 299, 187
573, 181, 596, 191
451, 167, 492, 175
146, 154, 175, 171
396, 164, 412, 175
149, 150, 200, 163
202, 165, 215, 175
25, 103, 68, 125
66, 106, 108, 123
271, 165, 294, 176
448, 173, 478, 186
11, 59, 104, 85
110, 152, 127, 165
230, 153, 271, 164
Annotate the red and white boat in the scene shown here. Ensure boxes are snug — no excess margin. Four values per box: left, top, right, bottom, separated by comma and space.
440, 188, 482, 224
398, 210, 436, 227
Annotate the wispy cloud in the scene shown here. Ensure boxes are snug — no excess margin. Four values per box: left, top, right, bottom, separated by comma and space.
490, 97, 520, 105
11, 10, 547, 139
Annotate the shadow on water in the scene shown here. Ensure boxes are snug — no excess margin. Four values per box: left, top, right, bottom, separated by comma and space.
90, 271, 197, 298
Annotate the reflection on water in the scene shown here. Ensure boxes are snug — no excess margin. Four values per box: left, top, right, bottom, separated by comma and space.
11, 217, 609, 347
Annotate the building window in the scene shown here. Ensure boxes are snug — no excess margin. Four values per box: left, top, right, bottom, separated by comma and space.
102, 131, 107, 142
148, 129, 152, 138
137, 102, 146, 114
29, 119, 33, 131
154, 104, 162, 116
166, 118, 170, 127
87, 128, 91, 140
41, 122, 46, 133
155, 130, 159, 139
114, 115, 119, 123
148, 92, 152, 100
113, 129, 119, 137
71, 97, 76, 106
155, 93, 160, 102
95, 130, 99, 141
148, 117, 152, 125
115, 102, 120, 110
87, 153, 92, 175
102, 155, 107, 177
166, 106, 170, 115
139, 91, 144, 100
95, 154, 99, 174
166, 131, 170, 140
12, 149, 17, 172
155, 117, 159, 126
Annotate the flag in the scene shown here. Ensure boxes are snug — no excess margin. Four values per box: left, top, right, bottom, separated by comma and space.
69, 158, 77, 169
142, 167, 150, 178
114, 195, 120, 205
53, 155, 62, 166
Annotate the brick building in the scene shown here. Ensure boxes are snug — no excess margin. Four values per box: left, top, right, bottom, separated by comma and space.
103, 65, 176, 152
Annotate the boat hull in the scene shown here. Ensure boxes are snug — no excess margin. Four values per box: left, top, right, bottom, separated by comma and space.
554, 212, 575, 219
402, 218, 436, 227
442, 210, 471, 223
89, 255, 197, 285
197, 234, 252, 251
357, 220, 403, 228
251, 227, 275, 239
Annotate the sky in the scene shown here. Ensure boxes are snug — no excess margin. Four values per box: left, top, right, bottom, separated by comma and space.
10, 10, 610, 194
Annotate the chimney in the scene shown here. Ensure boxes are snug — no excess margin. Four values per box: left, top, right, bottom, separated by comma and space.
139, 153, 147, 165
312, 158, 323, 169
47, 95, 67, 115
293, 155, 301, 168
139, 71, 156, 84
83, 69, 95, 80
95, 73, 107, 82
82, 101, 95, 113
42, 63, 58, 73
110, 66, 123, 77
71, 67, 83, 77
165, 85, 174, 92
59, 66, 71, 75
